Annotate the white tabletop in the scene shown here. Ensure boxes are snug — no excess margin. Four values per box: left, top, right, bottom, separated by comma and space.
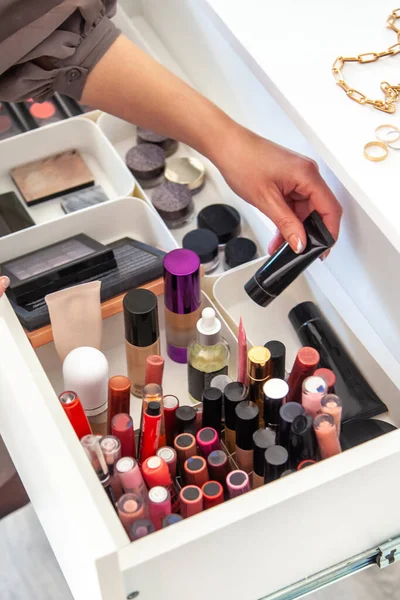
200, 0, 400, 252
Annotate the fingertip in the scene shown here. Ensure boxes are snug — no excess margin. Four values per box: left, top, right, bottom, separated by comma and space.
1, 276, 10, 289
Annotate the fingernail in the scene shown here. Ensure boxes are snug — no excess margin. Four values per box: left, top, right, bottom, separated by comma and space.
1, 276, 10, 289
289, 235, 304, 254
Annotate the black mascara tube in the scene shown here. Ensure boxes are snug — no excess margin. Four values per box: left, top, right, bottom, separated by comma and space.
288, 301, 388, 423
245, 211, 334, 307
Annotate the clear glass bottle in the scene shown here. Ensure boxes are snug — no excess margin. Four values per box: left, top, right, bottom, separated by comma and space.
187, 307, 230, 404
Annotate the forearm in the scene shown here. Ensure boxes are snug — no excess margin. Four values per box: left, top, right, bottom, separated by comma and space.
81, 35, 235, 165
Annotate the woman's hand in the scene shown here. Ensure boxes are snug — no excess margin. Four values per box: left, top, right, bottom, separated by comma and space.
0, 276, 10, 298
214, 125, 342, 255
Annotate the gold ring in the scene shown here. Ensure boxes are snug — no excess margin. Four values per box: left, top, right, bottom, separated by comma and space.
375, 124, 400, 143
363, 141, 389, 162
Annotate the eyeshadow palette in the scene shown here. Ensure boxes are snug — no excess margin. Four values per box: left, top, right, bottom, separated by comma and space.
8, 238, 166, 331
23, 98, 67, 127
2, 233, 116, 305
0, 191, 35, 237
10, 150, 95, 206
60, 185, 109, 214
0, 103, 27, 141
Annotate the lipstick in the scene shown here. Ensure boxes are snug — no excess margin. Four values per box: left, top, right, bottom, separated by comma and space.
131, 519, 155, 540
156, 446, 177, 479
202, 388, 223, 436
201, 481, 224, 509
288, 414, 318, 467
145, 355, 165, 386
81, 434, 115, 507
223, 382, 248, 453
111, 413, 136, 459
107, 376, 131, 435
314, 414, 341, 459
117, 493, 145, 535
100, 435, 123, 500
196, 427, 220, 458
252, 428, 276, 488
235, 401, 259, 473
207, 450, 231, 486
174, 433, 197, 470
264, 340, 286, 380
59, 391, 92, 439
142, 456, 179, 512
141, 384, 166, 448
247, 346, 271, 427
278, 402, 305, 449
263, 378, 289, 430
314, 368, 336, 393
116, 457, 148, 504
163, 395, 179, 445
139, 401, 161, 464
176, 405, 197, 435
184, 456, 209, 486
301, 376, 327, 419
264, 446, 289, 483
163, 513, 184, 527
226, 470, 250, 498
320, 394, 342, 436
148, 486, 171, 530
287, 347, 320, 404
237, 317, 248, 385
180, 485, 203, 518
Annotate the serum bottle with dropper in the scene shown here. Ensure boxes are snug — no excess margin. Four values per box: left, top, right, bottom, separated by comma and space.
187, 307, 230, 404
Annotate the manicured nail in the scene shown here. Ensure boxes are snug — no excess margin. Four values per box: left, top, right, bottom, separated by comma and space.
1, 276, 10, 289
289, 235, 304, 254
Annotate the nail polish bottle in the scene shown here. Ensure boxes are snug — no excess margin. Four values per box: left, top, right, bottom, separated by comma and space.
123, 289, 160, 398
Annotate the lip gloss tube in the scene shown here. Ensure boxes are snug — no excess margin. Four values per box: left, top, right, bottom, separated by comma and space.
179, 485, 203, 518
111, 413, 136, 459
59, 391, 92, 439
247, 346, 271, 428
264, 446, 289, 483
226, 470, 250, 498
278, 402, 305, 449
141, 384, 166, 448
314, 414, 341, 459
287, 347, 320, 404
117, 493, 145, 535
107, 376, 131, 435
264, 340, 286, 380
237, 317, 248, 386
163, 395, 179, 446
223, 382, 248, 453
162, 513, 184, 527
301, 376, 327, 419
202, 388, 223, 436
184, 456, 209, 486
196, 427, 220, 458
176, 405, 197, 435
116, 457, 148, 503
139, 402, 161, 464
100, 436, 124, 501
131, 519, 155, 540
148, 486, 171, 530
142, 456, 180, 513
235, 401, 259, 473
156, 446, 178, 479
288, 414, 318, 468
81, 434, 115, 507
207, 450, 231, 486
145, 355, 165, 386
263, 379, 289, 430
252, 428, 276, 488
314, 368, 336, 394
298, 459, 317, 470
201, 481, 224, 509
174, 433, 197, 470
320, 394, 342, 437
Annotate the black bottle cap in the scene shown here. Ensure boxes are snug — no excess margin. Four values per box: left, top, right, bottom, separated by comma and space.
123, 288, 159, 347
202, 387, 223, 434
278, 402, 305, 448
264, 340, 286, 379
197, 204, 241, 245
183, 229, 219, 263
147, 401, 161, 416
288, 301, 323, 334
235, 401, 259, 450
224, 237, 257, 269
176, 405, 197, 435
264, 445, 288, 483
253, 428, 276, 477
289, 414, 317, 467
224, 382, 248, 430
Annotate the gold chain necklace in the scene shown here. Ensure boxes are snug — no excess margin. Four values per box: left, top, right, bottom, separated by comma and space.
332, 8, 400, 113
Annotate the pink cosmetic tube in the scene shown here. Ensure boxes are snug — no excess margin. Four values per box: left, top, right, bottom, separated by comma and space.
196, 427, 220, 458
116, 457, 148, 504
314, 414, 341, 459
179, 485, 203, 518
111, 413, 136, 459
314, 368, 336, 394
226, 470, 251, 498
207, 450, 231, 486
148, 486, 171, 530
145, 355, 165, 387
237, 317, 248, 385
320, 394, 342, 437
156, 446, 178, 479
301, 376, 327, 419
163, 395, 179, 446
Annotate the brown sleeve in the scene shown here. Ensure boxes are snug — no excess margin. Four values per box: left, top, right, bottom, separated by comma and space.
0, 1, 120, 102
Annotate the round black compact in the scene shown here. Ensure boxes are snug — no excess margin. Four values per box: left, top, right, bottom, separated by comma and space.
197, 204, 241, 246
182, 229, 219, 274
224, 237, 257, 269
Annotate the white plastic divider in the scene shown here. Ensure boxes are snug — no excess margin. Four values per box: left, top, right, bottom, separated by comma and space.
0, 118, 135, 230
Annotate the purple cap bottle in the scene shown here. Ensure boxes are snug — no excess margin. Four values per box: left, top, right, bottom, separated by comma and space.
163, 249, 201, 363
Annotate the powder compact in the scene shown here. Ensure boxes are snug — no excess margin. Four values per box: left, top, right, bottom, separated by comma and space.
137, 127, 178, 157
182, 229, 220, 274
60, 185, 109, 214
10, 150, 95, 206
197, 204, 241, 246
125, 144, 166, 188
224, 237, 257, 269
0, 191, 35, 237
151, 181, 194, 228
165, 156, 205, 194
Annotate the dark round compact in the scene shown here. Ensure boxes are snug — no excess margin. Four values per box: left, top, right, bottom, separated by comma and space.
125, 143, 165, 188
151, 181, 194, 229
197, 204, 241, 246
224, 237, 257, 269
182, 229, 219, 274
136, 127, 178, 157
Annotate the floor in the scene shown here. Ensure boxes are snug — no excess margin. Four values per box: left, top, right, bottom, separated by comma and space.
1, 504, 399, 600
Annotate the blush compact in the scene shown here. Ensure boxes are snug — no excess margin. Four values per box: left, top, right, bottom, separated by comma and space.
23, 97, 68, 127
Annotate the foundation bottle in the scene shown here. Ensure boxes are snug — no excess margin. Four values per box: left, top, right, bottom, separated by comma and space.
235, 401, 259, 474
163, 249, 201, 364
123, 289, 160, 398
